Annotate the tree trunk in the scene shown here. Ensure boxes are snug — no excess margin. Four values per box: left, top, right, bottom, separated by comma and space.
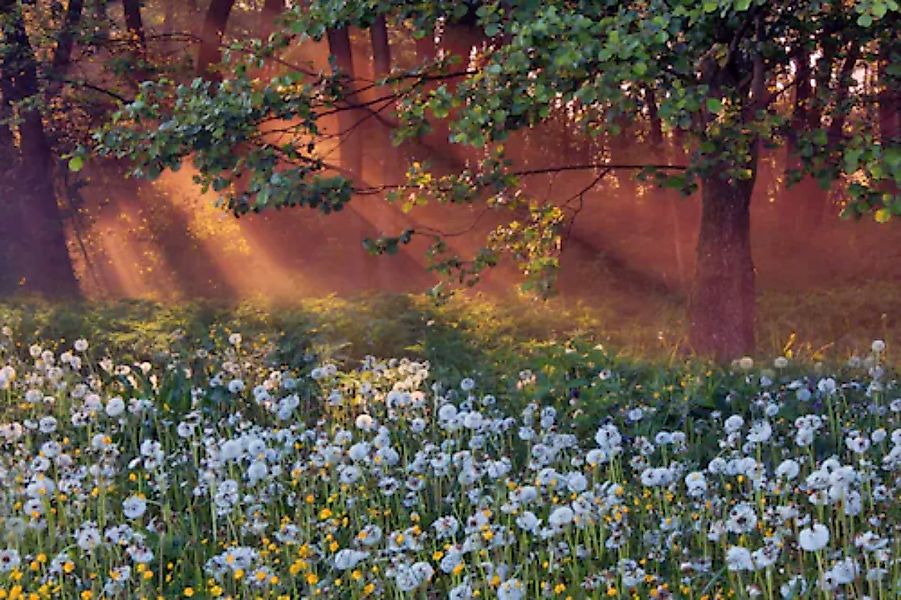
327, 26, 355, 81
197, 0, 236, 79
46, 0, 85, 97
690, 171, 756, 360
783, 46, 829, 234
827, 42, 860, 145
326, 27, 371, 284
121, 0, 145, 50
258, 0, 284, 40
644, 86, 663, 146
416, 25, 436, 62
327, 27, 363, 175
90, 0, 110, 41
0, 0, 80, 296
53, 0, 85, 70
878, 40, 898, 143
370, 15, 391, 77
785, 47, 812, 161
163, 0, 174, 35
0, 92, 14, 163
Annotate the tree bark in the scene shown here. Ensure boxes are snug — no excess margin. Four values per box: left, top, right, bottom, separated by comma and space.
0, 92, 14, 163
370, 15, 391, 77
163, 0, 174, 35
827, 42, 860, 145
0, 0, 80, 296
197, 0, 236, 80
327, 26, 355, 81
326, 26, 371, 284
785, 47, 813, 160
690, 170, 756, 360
782, 45, 830, 233
90, 0, 111, 41
121, 0, 145, 50
53, 0, 85, 71
45, 0, 85, 97
644, 86, 663, 146
327, 27, 363, 175
879, 40, 899, 142
416, 25, 436, 62
259, 0, 284, 40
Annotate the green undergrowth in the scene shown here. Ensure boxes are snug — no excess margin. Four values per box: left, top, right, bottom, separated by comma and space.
0, 291, 894, 428
0, 288, 894, 369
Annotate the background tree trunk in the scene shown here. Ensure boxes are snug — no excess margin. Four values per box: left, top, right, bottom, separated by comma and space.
416, 25, 436, 61
90, 0, 111, 41
326, 26, 371, 285
327, 26, 362, 175
259, 0, 284, 40
690, 171, 756, 360
827, 42, 860, 145
370, 15, 391, 77
163, 0, 174, 36
878, 40, 898, 143
785, 47, 812, 161
197, 0, 236, 79
121, 0, 145, 50
46, 0, 85, 97
53, 0, 85, 70
0, 93, 14, 162
783, 46, 828, 234
644, 86, 663, 147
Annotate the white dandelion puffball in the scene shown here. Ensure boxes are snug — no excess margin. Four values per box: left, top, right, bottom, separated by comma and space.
799, 523, 830, 552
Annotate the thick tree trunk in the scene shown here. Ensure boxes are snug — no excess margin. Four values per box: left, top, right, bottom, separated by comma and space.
690, 171, 756, 360
258, 0, 284, 40
0, 0, 80, 296
370, 15, 391, 77
121, 0, 145, 49
197, 0, 236, 79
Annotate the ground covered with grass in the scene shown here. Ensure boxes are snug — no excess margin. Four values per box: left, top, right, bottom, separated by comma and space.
0, 299, 897, 599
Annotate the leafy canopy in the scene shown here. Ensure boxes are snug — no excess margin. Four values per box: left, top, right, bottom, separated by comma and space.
91, 0, 900, 294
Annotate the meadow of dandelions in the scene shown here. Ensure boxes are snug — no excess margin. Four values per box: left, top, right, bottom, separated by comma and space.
0, 325, 897, 600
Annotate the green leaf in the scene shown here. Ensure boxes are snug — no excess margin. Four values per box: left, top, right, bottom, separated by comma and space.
706, 97, 723, 114
843, 148, 862, 172
633, 62, 648, 76
857, 14, 873, 27
734, 0, 752, 10
703, 0, 719, 13
812, 129, 828, 146
67, 155, 84, 172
